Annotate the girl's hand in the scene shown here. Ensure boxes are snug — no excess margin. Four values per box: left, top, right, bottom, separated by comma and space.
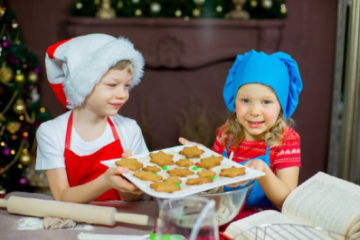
245, 159, 267, 173
178, 137, 203, 146
225, 159, 266, 187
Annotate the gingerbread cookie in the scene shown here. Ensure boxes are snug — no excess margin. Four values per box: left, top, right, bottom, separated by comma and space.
198, 155, 223, 169
219, 166, 246, 178
150, 182, 181, 193
133, 170, 163, 182
175, 159, 194, 167
186, 177, 214, 185
179, 146, 205, 158
142, 165, 160, 173
150, 151, 174, 167
115, 157, 143, 171
197, 169, 216, 178
163, 177, 182, 184
167, 168, 194, 177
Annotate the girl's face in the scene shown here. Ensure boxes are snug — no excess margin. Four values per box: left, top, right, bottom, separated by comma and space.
84, 68, 132, 117
235, 83, 281, 141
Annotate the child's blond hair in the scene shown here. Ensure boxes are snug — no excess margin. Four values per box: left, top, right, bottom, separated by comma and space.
111, 60, 134, 75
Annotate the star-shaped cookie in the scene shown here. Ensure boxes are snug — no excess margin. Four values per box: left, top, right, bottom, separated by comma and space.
198, 155, 223, 169
179, 146, 205, 158
150, 182, 181, 193
175, 159, 194, 167
163, 177, 182, 184
186, 177, 214, 185
150, 151, 174, 167
133, 170, 163, 182
197, 169, 216, 178
142, 165, 161, 173
167, 168, 194, 177
115, 157, 143, 171
219, 166, 246, 178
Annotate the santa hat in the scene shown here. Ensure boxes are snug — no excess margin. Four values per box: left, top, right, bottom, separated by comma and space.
223, 50, 303, 118
45, 34, 145, 108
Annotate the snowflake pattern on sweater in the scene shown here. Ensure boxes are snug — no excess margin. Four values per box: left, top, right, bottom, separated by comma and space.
211, 127, 301, 173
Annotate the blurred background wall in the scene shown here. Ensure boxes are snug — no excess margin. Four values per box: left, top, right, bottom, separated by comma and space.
7, 0, 337, 185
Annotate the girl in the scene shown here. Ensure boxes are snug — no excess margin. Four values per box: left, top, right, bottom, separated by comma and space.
36, 34, 148, 203
181, 50, 303, 209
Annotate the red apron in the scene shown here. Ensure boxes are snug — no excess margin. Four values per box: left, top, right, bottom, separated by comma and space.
64, 112, 123, 201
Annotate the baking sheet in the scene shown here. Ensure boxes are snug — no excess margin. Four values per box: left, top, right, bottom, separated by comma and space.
101, 145, 265, 199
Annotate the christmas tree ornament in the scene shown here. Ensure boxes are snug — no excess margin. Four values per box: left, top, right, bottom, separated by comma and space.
2, 147, 11, 156
261, 0, 273, 9
280, 4, 287, 14
19, 177, 28, 185
6, 121, 21, 134
132, 0, 140, 4
75, 2, 83, 9
11, 134, 18, 141
14, 72, 25, 84
225, 0, 249, 20
192, 8, 201, 17
96, 0, 116, 19
216, 5, 223, 13
34, 67, 41, 74
27, 71, 38, 83
0, 66, 13, 83
11, 21, 19, 29
1, 40, 10, 48
0, 6, 6, 19
117, 1, 124, 9
250, 0, 258, 7
134, 9, 142, 17
174, 9, 182, 17
94, 0, 100, 5
13, 99, 25, 115
150, 2, 161, 14
19, 151, 31, 166
193, 0, 205, 5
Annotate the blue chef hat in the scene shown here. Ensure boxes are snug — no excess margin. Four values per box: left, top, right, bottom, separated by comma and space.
223, 50, 303, 118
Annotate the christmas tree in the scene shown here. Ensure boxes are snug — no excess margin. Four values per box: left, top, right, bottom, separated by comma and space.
0, 5, 51, 194
71, 0, 287, 19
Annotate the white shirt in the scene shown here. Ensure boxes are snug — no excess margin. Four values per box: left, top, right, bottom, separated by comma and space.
36, 111, 149, 170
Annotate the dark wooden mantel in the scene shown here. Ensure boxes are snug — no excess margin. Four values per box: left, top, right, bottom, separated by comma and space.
67, 18, 284, 68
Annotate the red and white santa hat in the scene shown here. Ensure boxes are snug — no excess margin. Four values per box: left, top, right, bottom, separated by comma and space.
45, 34, 144, 108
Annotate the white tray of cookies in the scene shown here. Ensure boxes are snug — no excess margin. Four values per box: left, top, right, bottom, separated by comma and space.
101, 145, 265, 199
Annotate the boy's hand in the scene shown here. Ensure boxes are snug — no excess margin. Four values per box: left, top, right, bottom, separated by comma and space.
104, 166, 142, 194
122, 150, 132, 158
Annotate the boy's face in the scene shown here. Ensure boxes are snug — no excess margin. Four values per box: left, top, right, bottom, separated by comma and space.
234, 83, 281, 141
84, 68, 133, 116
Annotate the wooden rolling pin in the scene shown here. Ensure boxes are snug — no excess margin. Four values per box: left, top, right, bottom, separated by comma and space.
0, 196, 149, 226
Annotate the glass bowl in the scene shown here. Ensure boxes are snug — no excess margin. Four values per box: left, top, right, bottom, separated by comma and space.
196, 180, 254, 227
155, 180, 254, 227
